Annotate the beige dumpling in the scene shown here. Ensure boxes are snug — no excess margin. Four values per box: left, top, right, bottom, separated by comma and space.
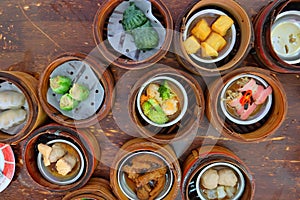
56, 153, 77, 176
49, 143, 67, 163
146, 83, 162, 103
38, 143, 52, 167
218, 168, 238, 187
201, 169, 219, 189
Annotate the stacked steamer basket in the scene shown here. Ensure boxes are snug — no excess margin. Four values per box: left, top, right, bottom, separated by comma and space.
0, 71, 47, 144
38, 52, 114, 128
93, 0, 173, 70
63, 177, 117, 199
110, 138, 181, 200
129, 67, 205, 144
206, 67, 287, 142
181, 146, 255, 200
23, 123, 100, 193
254, 0, 300, 73
174, 0, 253, 76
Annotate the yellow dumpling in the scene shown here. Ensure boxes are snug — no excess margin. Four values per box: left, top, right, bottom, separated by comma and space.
201, 42, 219, 57
205, 32, 227, 52
212, 15, 234, 36
183, 35, 201, 54
191, 19, 212, 41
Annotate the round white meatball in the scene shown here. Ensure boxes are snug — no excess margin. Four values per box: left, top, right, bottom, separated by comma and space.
201, 169, 219, 189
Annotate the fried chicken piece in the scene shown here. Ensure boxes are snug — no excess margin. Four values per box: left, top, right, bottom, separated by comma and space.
55, 153, 77, 176
49, 143, 67, 163
136, 167, 167, 187
137, 185, 150, 200
37, 143, 52, 166
149, 175, 166, 199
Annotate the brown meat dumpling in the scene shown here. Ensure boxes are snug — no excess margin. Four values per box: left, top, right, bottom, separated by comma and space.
201, 169, 219, 189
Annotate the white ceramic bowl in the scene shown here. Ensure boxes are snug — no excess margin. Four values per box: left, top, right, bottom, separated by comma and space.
183, 9, 236, 63
37, 139, 85, 185
271, 10, 300, 64
196, 162, 245, 200
117, 151, 173, 200
136, 76, 188, 127
220, 74, 272, 125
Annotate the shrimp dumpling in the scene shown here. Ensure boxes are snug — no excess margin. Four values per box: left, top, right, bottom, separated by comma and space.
0, 108, 27, 130
0, 91, 25, 110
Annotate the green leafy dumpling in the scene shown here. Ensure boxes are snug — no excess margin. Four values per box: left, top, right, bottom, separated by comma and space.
122, 2, 147, 31
132, 21, 159, 50
142, 98, 168, 124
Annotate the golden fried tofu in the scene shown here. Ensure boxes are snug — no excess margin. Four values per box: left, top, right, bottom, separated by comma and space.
205, 32, 227, 52
201, 42, 219, 57
191, 19, 212, 41
183, 35, 201, 54
212, 15, 234, 36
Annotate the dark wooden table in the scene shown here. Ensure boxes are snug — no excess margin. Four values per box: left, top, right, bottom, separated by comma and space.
0, 0, 299, 199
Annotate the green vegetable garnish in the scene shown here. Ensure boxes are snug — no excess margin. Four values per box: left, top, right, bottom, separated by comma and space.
59, 94, 78, 111
69, 83, 89, 101
142, 98, 168, 124
158, 81, 174, 100
50, 76, 72, 94
131, 20, 159, 50
122, 2, 147, 31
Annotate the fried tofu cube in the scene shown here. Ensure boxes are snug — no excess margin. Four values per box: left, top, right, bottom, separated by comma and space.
212, 15, 234, 36
183, 35, 201, 54
205, 32, 227, 52
56, 153, 77, 176
191, 19, 212, 41
38, 143, 52, 167
201, 42, 219, 57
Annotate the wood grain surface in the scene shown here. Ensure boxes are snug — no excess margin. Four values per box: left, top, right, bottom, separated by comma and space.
0, 0, 299, 199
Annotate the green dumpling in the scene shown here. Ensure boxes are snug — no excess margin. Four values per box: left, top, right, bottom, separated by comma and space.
50, 76, 72, 94
59, 94, 78, 111
122, 2, 147, 31
132, 20, 159, 50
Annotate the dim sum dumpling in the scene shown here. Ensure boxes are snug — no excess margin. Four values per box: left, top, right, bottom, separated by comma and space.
201, 169, 219, 189
0, 108, 27, 130
132, 21, 159, 50
0, 91, 25, 110
218, 168, 238, 187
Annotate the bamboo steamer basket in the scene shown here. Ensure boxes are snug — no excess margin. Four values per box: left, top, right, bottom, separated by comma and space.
181, 145, 255, 200
38, 53, 114, 128
206, 67, 287, 142
63, 178, 117, 200
129, 67, 205, 144
174, 0, 254, 76
253, 0, 300, 73
110, 138, 181, 200
23, 123, 100, 193
0, 71, 47, 145
93, 0, 173, 70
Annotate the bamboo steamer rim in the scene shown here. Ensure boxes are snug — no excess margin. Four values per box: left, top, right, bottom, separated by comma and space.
253, 0, 300, 73
206, 67, 287, 142
129, 67, 205, 144
174, 0, 254, 76
22, 123, 99, 193
63, 178, 117, 200
0, 71, 46, 145
93, 0, 173, 70
181, 145, 255, 200
38, 52, 114, 128
110, 138, 181, 200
